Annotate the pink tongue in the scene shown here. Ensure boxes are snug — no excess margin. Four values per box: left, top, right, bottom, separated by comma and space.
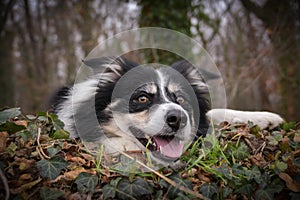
153, 136, 183, 158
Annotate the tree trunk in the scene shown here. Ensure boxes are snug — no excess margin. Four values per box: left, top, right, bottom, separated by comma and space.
241, 0, 300, 121
0, 31, 14, 108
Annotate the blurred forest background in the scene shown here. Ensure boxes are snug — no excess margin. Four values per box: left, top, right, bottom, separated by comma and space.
0, 0, 299, 121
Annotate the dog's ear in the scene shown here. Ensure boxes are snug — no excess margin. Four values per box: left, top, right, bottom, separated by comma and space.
82, 57, 139, 85
171, 60, 218, 93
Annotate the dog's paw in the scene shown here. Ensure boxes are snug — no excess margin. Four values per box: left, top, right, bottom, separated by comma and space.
207, 109, 284, 129
232, 111, 284, 129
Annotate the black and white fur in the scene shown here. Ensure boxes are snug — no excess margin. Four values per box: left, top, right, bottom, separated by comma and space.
52, 57, 283, 165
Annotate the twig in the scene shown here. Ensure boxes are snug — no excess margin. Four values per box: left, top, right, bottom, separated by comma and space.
118, 151, 209, 200
244, 138, 256, 152
0, 167, 10, 200
254, 141, 266, 155
36, 127, 50, 159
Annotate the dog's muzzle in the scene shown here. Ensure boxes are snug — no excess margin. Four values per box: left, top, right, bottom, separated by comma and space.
131, 108, 190, 161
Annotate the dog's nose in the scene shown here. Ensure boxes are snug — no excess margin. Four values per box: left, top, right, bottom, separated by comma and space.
166, 110, 187, 130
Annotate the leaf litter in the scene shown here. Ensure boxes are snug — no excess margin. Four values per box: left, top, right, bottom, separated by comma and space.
0, 108, 299, 199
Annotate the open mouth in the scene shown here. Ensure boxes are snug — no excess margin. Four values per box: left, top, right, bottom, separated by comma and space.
129, 126, 185, 159
136, 135, 184, 159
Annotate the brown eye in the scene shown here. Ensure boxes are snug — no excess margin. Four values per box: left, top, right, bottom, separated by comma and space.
138, 95, 149, 103
176, 96, 185, 104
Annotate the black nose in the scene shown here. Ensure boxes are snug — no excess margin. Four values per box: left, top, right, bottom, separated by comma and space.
166, 110, 188, 131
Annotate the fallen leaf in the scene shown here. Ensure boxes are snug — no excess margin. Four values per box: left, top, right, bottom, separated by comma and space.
10, 177, 42, 194
19, 173, 32, 181
70, 157, 87, 165
0, 107, 21, 124
7, 142, 18, 157
0, 131, 8, 152
62, 142, 78, 152
14, 157, 35, 171
249, 153, 268, 168
182, 168, 197, 178
197, 173, 211, 182
293, 134, 300, 142
279, 173, 300, 192
51, 167, 96, 182
14, 120, 28, 127
294, 149, 300, 157
81, 153, 93, 161
282, 136, 290, 144
67, 192, 87, 200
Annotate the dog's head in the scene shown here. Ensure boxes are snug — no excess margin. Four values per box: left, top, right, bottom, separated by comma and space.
83, 57, 210, 165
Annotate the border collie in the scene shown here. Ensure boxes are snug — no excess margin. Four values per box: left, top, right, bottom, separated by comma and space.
52, 57, 283, 166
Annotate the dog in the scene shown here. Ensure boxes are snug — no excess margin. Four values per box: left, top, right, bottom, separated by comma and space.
51, 56, 283, 166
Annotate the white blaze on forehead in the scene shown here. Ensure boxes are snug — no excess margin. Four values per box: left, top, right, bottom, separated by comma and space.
156, 70, 170, 102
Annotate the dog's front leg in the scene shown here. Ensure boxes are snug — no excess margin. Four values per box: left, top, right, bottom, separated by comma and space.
206, 108, 284, 129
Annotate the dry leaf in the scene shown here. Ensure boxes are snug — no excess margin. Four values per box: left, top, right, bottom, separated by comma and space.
197, 173, 211, 182
80, 153, 93, 161
10, 177, 42, 194
19, 173, 32, 181
0, 131, 8, 152
69, 156, 87, 165
249, 153, 267, 167
279, 173, 300, 192
14, 120, 28, 127
14, 157, 35, 170
293, 134, 300, 142
282, 136, 290, 144
51, 167, 96, 183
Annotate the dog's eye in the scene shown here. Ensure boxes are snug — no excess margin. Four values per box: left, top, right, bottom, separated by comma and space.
176, 96, 185, 104
137, 95, 149, 103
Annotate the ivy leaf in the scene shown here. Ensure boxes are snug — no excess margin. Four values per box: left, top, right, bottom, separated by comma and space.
16, 130, 31, 143
47, 147, 60, 157
0, 121, 26, 134
75, 172, 99, 193
272, 131, 283, 141
255, 189, 274, 200
267, 131, 283, 146
36, 156, 69, 180
199, 183, 218, 198
175, 192, 191, 200
0, 107, 21, 124
52, 129, 70, 139
39, 187, 64, 200
222, 186, 232, 198
164, 173, 193, 199
231, 164, 244, 177
102, 177, 122, 200
246, 166, 261, 181
48, 113, 65, 130
26, 114, 37, 120
275, 161, 288, 172
235, 184, 253, 197
232, 142, 249, 160
36, 111, 48, 122
117, 178, 152, 200
102, 184, 117, 200
217, 163, 233, 181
